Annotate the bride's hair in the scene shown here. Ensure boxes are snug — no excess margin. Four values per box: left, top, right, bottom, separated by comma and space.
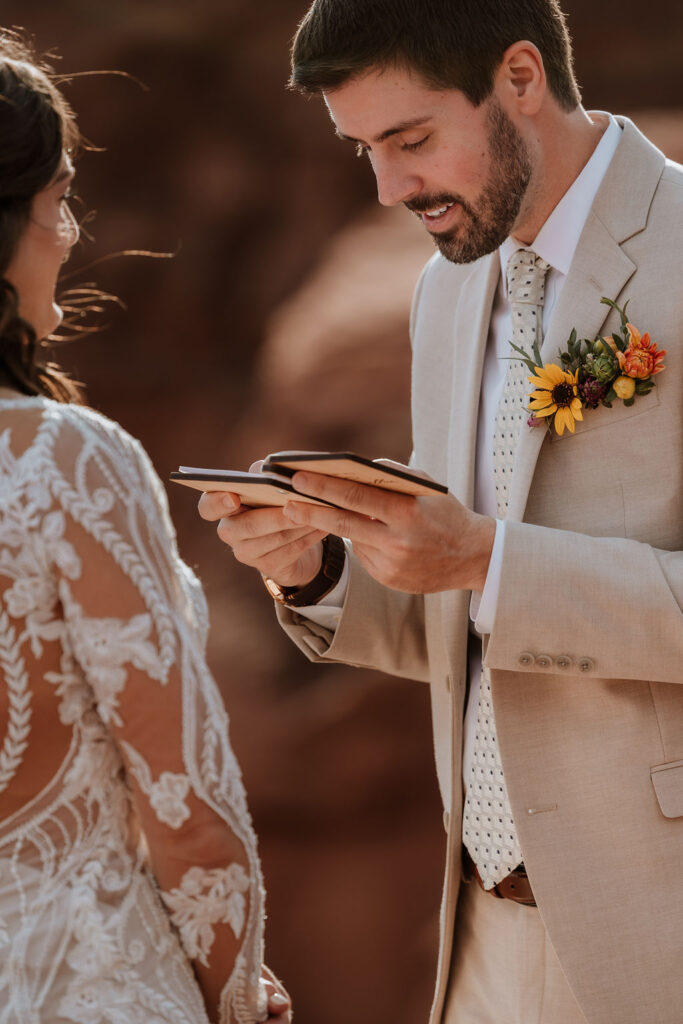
0, 31, 84, 403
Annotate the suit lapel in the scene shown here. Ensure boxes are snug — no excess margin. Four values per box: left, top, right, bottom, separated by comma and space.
505, 219, 636, 521
505, 118, 665, 523
441, 252, 499, 665
446, 252, 500, 504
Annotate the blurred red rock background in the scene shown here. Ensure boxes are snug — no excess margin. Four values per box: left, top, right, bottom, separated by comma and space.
3, 2, 681, 1021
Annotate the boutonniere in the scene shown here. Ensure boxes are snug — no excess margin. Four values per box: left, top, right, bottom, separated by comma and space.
510, 298, 667, 436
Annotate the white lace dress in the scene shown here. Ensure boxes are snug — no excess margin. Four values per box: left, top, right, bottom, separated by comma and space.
0, 397, 267, 1024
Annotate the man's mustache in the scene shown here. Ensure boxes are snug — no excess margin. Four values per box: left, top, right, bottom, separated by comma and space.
404, 194, 462, 214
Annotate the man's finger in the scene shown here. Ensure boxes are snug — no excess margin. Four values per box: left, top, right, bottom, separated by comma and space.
216, 505, 304, 543
198, 490, 242, 521
291, 470, 412, 522
283, 498, 385, 547
234, 527, 326, 563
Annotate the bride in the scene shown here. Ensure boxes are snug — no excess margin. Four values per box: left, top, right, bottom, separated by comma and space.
0, 34, 290, 1024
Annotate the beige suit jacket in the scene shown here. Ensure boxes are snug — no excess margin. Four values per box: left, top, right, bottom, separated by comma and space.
278, 118, 683, 1024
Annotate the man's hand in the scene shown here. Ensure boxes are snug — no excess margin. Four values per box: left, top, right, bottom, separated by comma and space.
281, 468, 495, 594
197, 489, 326, 588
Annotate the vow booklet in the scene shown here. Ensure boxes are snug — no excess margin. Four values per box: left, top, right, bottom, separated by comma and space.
168, 469, 334, 508
170, 451, 447, 509
262, 451, 448, 496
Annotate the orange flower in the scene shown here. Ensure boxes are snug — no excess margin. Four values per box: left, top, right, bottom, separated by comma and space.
617, 324, 666, 379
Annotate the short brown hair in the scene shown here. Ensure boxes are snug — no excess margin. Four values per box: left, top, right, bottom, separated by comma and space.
290, 0, 581, 111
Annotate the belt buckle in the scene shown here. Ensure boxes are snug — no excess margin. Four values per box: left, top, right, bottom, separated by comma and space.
495, 865, 536, 907
462, 847, 536, 906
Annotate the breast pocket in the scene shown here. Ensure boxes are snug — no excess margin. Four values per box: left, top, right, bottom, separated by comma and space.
549, 387, 660, 443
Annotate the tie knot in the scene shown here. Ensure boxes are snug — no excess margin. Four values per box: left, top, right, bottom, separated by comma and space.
506, 248, 550, 307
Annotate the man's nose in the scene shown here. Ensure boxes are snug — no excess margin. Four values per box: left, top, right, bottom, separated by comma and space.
373, 158, 422, 208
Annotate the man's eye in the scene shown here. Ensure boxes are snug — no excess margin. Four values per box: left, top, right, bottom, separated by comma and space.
402, 136, 429, 152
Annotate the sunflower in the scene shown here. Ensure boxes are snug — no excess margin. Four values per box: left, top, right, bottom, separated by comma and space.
527, 363, 584, 436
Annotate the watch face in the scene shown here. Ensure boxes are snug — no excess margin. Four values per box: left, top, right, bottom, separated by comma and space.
262, 577, 287, 603
262, 537, 345, 607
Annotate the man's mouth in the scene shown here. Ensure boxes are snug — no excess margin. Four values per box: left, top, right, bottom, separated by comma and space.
423, 202, 455, 220
414, 201, 460, 232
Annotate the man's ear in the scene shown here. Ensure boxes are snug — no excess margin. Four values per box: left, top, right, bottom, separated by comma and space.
496, 41, 546, 117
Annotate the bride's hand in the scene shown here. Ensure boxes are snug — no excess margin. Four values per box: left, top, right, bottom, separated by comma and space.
261, 965, 292, 1021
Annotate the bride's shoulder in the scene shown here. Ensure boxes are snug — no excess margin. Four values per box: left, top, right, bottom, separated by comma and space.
41, 400, 164, 497
0, 396, 143, 468
47, 400, 150, 464
0, 398, 171, 521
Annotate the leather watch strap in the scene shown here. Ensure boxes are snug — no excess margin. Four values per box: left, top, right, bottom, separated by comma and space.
263, 534, 346, 607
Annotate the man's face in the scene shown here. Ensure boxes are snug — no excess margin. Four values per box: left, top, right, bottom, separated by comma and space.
324, 66, 533, 264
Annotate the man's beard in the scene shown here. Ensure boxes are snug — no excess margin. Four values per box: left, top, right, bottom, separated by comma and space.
406, 100, 532, 264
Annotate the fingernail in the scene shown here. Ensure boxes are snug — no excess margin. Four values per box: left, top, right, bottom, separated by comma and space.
270, 994, 289, 1008
223, 495, 238, 511
283, 504, 298, 521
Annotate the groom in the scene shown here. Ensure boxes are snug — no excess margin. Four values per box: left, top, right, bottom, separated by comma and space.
199, 1, 683, 1021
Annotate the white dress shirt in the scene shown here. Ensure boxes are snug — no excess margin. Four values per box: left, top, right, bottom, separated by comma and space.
298, 112, 622, 793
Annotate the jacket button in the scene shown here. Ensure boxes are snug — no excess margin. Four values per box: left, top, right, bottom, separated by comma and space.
578, 657, 595, 673
556, 655, 573, 670
443, 810, 450, 833
518, 652, 535, 668
535, 654, 553, 668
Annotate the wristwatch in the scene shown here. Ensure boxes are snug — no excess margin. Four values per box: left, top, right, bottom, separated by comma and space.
263, 534, 346, 607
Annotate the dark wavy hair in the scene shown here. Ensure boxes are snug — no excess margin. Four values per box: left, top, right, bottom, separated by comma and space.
291, 0, 581, 112
0, 32, 84, 403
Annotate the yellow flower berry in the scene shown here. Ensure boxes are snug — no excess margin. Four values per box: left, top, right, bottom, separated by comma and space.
613, 375, 636, 400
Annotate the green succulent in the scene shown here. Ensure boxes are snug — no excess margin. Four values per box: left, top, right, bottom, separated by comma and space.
586, 351, 618, 384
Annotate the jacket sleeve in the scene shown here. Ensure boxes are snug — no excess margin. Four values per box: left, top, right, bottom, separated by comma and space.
276, 547, 431, 682
485, 520, 683, 684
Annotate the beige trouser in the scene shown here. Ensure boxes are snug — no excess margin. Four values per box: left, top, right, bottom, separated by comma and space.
443, 878, 588, 1024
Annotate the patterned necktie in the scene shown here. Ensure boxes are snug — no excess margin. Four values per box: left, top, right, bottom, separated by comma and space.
462, 248, 550, 889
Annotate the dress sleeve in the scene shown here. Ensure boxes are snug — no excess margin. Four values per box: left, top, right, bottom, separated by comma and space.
48, 407, 266, 1024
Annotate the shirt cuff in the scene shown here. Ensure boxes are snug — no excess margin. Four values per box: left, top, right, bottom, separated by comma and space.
293, 548, 349, 632
469, 519, 505, 636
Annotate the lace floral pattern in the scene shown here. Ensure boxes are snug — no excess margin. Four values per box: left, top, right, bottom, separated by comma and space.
0, 398, 265, 1023
122, 742, 192, 829
62, 595, 165, 726
161, 865, 251, 966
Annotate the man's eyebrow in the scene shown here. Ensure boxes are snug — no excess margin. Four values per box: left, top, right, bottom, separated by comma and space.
336, 116, 431, 146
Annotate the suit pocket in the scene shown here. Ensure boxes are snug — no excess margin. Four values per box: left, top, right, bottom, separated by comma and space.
651, 760, 683, 818
549, 387, 660, 443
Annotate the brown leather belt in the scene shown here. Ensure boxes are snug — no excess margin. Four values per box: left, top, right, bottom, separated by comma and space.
462, 847, 536, 907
